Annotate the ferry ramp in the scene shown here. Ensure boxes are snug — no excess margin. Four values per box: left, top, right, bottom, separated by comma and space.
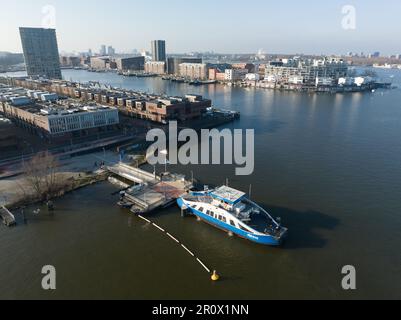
107, 163, 159, 185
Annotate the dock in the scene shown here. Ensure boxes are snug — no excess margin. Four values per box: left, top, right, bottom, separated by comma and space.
0, 206, 16, 227
107, 163, 193, 214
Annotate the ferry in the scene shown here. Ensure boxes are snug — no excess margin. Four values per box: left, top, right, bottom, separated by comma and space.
177, 186, 288, 246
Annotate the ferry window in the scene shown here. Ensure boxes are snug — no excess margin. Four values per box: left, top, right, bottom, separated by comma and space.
199, 207, 204, 212
240, 225, 250, 232
222, 217, 227, 223
206, 210, 210, 216
218, 215, 223, 221
230, 220, 236, 227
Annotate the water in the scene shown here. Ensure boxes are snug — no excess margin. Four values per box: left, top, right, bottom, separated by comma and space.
1, 69, 401, 299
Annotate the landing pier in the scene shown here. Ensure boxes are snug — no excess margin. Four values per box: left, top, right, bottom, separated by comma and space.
107, 163, 193, 214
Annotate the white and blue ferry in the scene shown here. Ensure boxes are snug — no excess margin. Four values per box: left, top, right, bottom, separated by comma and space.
177, 186, 288, 246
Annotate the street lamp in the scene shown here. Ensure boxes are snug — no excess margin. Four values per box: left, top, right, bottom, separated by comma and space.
160, 149, 168, 173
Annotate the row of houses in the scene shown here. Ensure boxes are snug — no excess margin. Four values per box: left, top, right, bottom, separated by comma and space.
2, 77, 212, 124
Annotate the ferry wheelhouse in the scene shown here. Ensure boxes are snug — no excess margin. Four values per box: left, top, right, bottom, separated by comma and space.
177, 186, 288, 246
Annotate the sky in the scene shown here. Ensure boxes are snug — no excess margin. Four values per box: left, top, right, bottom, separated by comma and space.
1, 0, 401, 55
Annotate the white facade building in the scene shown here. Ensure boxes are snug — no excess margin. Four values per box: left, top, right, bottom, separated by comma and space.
354, 76, 373, 86
288, 76, 304, 84
316, 77, 334, 86
338, 77, 355, 86
225, 69, 248, 81
245, 73, 260, 81
46, 106, 119, 134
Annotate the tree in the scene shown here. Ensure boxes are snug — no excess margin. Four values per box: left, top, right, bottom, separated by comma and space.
22, 152, 60, 200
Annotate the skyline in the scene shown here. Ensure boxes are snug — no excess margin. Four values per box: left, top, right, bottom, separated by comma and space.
1, 0, 401, 55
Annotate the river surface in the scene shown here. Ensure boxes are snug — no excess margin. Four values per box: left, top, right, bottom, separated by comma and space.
1, 69, 400, 299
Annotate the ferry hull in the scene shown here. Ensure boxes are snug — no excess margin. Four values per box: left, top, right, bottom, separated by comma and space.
177, 198, 285, 246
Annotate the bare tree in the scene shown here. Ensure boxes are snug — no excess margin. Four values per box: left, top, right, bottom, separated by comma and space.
22, 152, 61, 200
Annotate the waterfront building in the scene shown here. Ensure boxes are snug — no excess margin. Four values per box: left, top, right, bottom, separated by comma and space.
208, 68, 218, 80
3, 77, 212, 124
245, 73, 260, 81
225, 69, 248, 81
151, 40, 166, 62
60, 56, 81, 68
124, 94, 211, 123
145, 61, 166, 74
0, 87, 119, 137
115, 56, 145, 71
288, 75, 304, 84
179, 63, 208, 80
338, 77, 355, 86
90, 56, 110, 70
264, 57, 348, 85
167, 57, 202, 75
315, 77, 333, 87
19, 27, 62, 79
231, 63, 256, 73
354, 76, 373, 87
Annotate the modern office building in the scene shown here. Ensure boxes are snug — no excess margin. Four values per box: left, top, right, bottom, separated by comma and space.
100, 45, 107, 56
107, 46, 116, 56
167, 57, 202, 75
151, 40, 166, 62
115, 56, 145, 71
19, 27, 62, 79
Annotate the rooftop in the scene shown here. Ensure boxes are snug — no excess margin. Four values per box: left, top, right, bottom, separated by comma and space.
211, 186, 246, 204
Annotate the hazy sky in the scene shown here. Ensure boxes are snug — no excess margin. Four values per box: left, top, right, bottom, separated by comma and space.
1, 0, 401, 55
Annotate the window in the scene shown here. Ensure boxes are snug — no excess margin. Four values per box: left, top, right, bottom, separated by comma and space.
206, 210, 211, 216
230, 220, 236, 227
199, 207, 204, 212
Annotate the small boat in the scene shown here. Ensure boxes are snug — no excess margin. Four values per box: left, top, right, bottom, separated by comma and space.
177, 186, 288, 246
117, 200, 133, 209
189, 80, 202, 86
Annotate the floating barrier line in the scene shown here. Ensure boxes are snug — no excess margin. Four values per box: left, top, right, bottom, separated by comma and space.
138, 215, 151, 223
197, 258, 211, 274
136, 215, 213, 275
181, 244, 195, 257
167, 233, 180, 243
152, 223, 165, 232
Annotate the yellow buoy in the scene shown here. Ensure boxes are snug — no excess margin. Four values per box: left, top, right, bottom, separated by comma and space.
211, 270, 220, 281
